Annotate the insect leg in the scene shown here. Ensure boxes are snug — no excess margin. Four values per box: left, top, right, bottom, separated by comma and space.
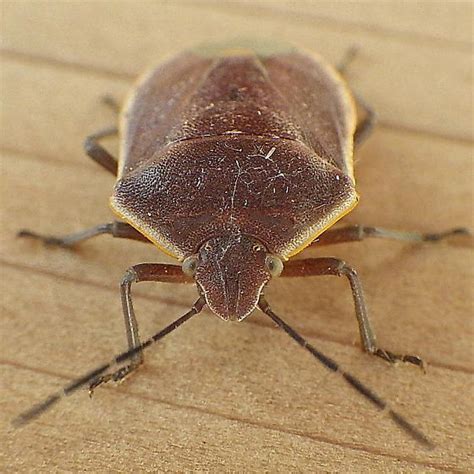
335, 47, 377, 146
258, 295, 433, 449
18, 221, 150, 247
100, 94, 121, 114
353, 93, 376, 147
281, 257, 424, 368
310, 224, 470, 247
13, 296, 205, 427
336, 46, 359, 75
84, 125, 118, 175
89, 263, 193, 392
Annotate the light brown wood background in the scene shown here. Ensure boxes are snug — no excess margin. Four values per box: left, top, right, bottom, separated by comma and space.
1, 1, 473, 472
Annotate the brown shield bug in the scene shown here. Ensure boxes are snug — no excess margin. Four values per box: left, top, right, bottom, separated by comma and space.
15, 41, 469, 447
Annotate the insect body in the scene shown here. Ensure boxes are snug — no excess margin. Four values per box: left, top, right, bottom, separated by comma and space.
113, 42, 357, 321
16, 41, 468, 447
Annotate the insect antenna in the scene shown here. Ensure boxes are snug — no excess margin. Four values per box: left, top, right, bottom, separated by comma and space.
258, 295, 434, 449
12, 297, 206, 427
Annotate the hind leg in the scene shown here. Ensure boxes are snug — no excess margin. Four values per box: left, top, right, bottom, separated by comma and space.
84, 126, 118, 175
337, 47, 377, 147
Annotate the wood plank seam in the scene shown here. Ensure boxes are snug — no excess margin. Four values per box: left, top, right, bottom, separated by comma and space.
5, 360, 453, 471
195, 1, 472, 52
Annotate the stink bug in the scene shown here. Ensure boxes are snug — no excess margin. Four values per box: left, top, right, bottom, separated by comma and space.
15, 40, 468, 447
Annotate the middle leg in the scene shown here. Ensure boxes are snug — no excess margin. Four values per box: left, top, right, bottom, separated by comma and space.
281, 257, 424, 367
311, 224, 470, 247
18, 221, 151, 247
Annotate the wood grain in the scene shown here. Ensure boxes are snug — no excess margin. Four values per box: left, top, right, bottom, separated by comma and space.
1, 1, 473, 472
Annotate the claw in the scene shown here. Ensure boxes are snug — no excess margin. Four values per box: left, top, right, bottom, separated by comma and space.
373, 348, 425, 372
88, 364, 141, 396
17, 230, 71, 248
424, 227, 471, 242
400, 354, 425, 370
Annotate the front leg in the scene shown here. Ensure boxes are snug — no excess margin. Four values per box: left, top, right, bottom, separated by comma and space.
89, 263, 193, 392
281, 257, 424, 368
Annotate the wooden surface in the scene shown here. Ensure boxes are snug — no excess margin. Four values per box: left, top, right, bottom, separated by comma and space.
1, 1, 473, 472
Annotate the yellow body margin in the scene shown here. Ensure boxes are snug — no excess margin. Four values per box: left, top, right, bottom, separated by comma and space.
109, 197, 182, 261
302, 48, 357, 182
281, 48, 359, 259
285, 192, 359, 259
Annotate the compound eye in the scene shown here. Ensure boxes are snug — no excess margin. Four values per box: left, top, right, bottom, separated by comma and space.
265, 255, 284, 277
182, 255, 198, 277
